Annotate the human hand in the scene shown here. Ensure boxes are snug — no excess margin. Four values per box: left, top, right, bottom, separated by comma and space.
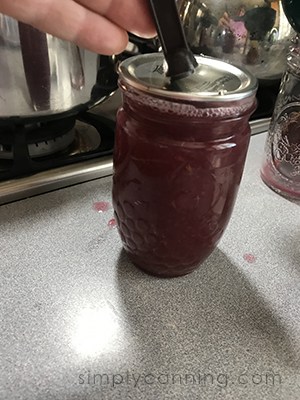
218, 12, 231, 29
0, 0, 156, 55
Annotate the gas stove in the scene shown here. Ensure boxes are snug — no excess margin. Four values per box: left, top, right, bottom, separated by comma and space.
0, 84, 275, 205
0, 114, 114, 177
0, 92, 119, 205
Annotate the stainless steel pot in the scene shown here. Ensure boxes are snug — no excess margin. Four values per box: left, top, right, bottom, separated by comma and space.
0, 15, 118, 120
178, 0, 295, 81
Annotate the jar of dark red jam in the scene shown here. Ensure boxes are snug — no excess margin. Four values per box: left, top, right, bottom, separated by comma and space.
113, 54, 257, 277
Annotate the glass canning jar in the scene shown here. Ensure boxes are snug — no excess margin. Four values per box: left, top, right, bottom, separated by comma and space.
113, 54, 257, 277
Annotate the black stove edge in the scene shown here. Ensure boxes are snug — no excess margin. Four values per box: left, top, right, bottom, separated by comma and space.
0, 118, 270, 206
0, 156, 113, 206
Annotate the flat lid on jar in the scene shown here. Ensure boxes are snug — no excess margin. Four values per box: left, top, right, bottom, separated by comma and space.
119, 53, 257, 102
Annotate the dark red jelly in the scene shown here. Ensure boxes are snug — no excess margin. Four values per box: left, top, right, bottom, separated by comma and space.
113, 85, 256, 277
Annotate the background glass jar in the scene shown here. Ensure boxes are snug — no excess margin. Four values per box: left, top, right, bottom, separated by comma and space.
112, 54, 257, 277
261, 36, 300, 200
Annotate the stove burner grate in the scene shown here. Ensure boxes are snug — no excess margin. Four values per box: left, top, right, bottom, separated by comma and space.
0, 112, 114, 180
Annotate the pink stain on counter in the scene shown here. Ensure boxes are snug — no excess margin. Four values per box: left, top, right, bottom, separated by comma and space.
107, 218, 117, 229
93, 201, 112, 213
92, 201, 116, 229
243, 253, 256, 264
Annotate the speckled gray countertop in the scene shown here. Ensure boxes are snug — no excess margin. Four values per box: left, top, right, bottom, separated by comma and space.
0, 133, 300, 400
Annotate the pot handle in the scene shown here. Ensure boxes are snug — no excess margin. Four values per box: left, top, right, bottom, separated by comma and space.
91, 55, 119, 102
91, 34, 160, 102
18, 22, 51, 111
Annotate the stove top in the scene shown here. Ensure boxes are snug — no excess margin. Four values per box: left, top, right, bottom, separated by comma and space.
0, 110, 114, 179
0, 84, 275, 206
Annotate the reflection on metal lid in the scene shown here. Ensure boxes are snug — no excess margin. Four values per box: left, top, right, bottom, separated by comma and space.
119, 53, 258, 102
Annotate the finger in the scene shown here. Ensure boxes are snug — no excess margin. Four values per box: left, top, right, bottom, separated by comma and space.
219, 17, 229, 28
224, 12, 231, 24
75, 0, 156, 38
0, 0, 129, 54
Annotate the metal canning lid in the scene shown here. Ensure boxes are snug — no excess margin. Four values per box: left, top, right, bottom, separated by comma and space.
119, 53, 257, 102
